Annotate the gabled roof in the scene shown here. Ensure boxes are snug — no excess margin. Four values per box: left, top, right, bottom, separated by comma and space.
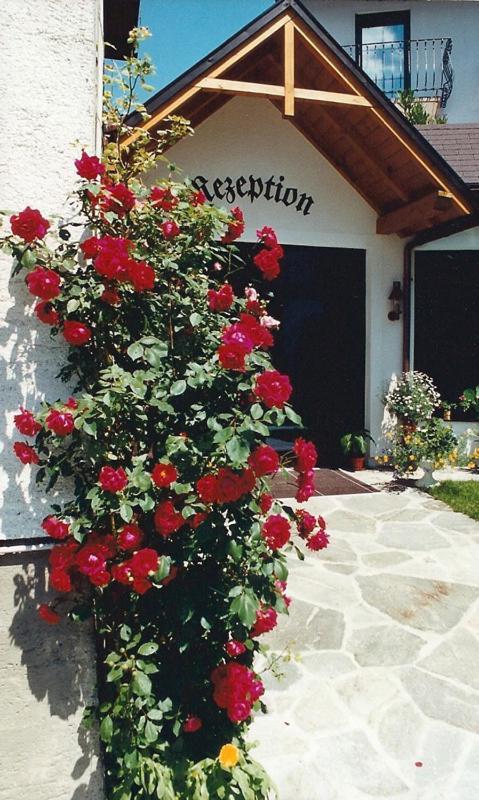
417, 124, 479, 188
123, 0, 476, 237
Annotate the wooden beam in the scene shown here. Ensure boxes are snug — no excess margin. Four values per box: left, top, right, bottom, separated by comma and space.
295, 88, 371, 106
377, 191, 454, 235
196, 77, 284, 98
317, 107, 409, 202
284, 21, 295, 117
121, 14, 289, 147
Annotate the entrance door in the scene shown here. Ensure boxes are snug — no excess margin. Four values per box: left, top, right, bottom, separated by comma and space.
237, 244, 366, 465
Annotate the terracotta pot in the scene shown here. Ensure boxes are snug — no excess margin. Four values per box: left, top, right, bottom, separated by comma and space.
349, 456, 365, 472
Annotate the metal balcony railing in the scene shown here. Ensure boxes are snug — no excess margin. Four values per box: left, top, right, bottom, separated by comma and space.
343, 38, 453, 108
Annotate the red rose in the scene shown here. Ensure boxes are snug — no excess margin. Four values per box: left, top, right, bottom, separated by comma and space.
151, 462, 178, 488
251, 606, 278, 637
65, 397, 78, 409
254, 370, 292, 409
46, 409, 74, 436
253, 248, 281, 281
10, 207, 50, 242
63, 320, 92, 346
111, 562, 132, 585
294, 438, 318, 472
150, 186, 178, 211
248, 444, 280, 477
14, 407, 41, 437
161, 220, 180, 238
259, 493, 274, 514
317, 515, 326, 530
50, 569, 72, 593
101, 183, 136, 216
295, 509, 316, 537
221, 323, 254, 353
35, 300, 60, 325
132, 577, 152, 594
221, 206, 244, 243
218, 342, 248, 372
237, 313, 273, 349
76, 544, 107, 579
307, 530, 330, 551
225, 639, 246, 657
154, 500, 184, 537
93, 236, 133, 280
245, 298, 263, 316
256, 226, 278, 248
75, 151, 105, 180
188, 512, 208, 529
191, 190, 206, 206
275, 579, 292, 607
26, 267, 61, 300
211, 661, 264, 723
208, 283, 234, 312
126, 259, 155, 291
215, 467, 251, 504
295, 470, 315, 502
183, 715, 202, 733
13, 442, 39, 464
87, 532, 116, 560
196, 474, 218, 504
49, 540, 77, 571
41, 515, 70, 540
117, 523, 144, 551
100, 287, 121, 306
129, 548, 159, 578
99, 465, 128, 493
261, 514, 291, 550
38, 604, 61, 624
80, 236, 101, 259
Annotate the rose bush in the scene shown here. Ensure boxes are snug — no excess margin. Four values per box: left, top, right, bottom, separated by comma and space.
2, 29, 329, 800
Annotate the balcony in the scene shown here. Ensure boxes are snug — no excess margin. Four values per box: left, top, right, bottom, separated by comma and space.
343, 38, 453, 109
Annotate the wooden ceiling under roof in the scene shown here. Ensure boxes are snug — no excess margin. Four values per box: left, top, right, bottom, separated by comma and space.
122, 1, 475, 237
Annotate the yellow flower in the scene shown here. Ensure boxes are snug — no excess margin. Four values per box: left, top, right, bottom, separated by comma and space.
219, 744, 239, 768
383, 455, 389, 463
409, 455, 416, 461
467, 462, 475, 469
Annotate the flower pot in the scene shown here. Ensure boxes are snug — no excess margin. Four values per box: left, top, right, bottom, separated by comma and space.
349, 456, 365, 472
415, 459, 438, 489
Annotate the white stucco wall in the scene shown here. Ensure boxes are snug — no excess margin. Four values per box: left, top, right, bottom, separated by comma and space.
0, 3, 104, 798
304, 0, 479, 123
149, 96, 406, 452
0, 0, 102, 541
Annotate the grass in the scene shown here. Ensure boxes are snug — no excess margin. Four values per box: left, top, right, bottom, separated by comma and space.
429, 480, 479, 521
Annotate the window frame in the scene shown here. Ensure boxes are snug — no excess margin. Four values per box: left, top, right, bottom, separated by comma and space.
355, 10, 411, 93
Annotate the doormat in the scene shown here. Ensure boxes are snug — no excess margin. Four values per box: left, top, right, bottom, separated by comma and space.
271, 468, 378, 498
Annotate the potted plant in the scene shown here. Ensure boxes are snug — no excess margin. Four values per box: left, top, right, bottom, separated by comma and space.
390, 419, 457, 486
441, 401, 455, 421
340, 430, 375, 471
384, 371, 441, 431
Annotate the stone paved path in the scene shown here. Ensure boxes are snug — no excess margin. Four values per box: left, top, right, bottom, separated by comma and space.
249, 488, 479, 800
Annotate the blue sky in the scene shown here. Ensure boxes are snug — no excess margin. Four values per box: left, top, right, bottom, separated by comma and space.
137, 0, 271, 97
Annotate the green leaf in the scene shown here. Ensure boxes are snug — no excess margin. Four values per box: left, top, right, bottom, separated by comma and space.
127, 341, 144, 361
144, 720, 159, 743
250, 403, 263, 420
227, 541, 243, 562
21, 249, 37, 269
285, 406, 302, 425
200, 616, 211, 631
100, 714, 113, 742
144, 343, 168, 367
154, 556, 171, 583
189, 312, 203, 327
119, 502, 133, 523
226, 436, 250, 464
230, 590, 259, 628
66, 298, 80, 314
138, 642, 159, 656
170, 380, 186, 396
147, 709, 163, 721
132, 670, 152, 697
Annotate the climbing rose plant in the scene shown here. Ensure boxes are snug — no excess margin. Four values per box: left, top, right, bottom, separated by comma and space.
4, 29, 329, 800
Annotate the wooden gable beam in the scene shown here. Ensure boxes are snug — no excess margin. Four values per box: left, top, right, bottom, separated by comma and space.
377, 191, 454, 235
284, 20, 295, 117
195, 77, 371, 106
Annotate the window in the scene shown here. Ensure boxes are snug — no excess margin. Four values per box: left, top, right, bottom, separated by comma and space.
355, 11, 410, 96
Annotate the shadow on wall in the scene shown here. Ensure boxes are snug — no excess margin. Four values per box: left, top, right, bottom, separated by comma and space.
0, 267, 75, 540
5, 551, 104, 798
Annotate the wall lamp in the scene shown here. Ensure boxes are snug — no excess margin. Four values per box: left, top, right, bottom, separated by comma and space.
388, 281, 403, 321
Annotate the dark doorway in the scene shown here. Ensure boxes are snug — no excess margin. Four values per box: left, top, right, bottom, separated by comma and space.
236, 244, 366, 465
414, 250, 479, 421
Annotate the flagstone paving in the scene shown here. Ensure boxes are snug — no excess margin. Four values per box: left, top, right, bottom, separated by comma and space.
248, 487, 479, 800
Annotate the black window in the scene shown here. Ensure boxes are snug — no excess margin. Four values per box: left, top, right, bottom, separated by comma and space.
414, 251, 479, 420
355, 11, 411, 96
104, 0, 140, 59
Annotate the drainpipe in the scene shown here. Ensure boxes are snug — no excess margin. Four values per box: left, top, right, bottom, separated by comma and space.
402, 211, 479, 371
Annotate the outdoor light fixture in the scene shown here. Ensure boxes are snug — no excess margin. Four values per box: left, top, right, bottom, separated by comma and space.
388, 281, 403, 321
